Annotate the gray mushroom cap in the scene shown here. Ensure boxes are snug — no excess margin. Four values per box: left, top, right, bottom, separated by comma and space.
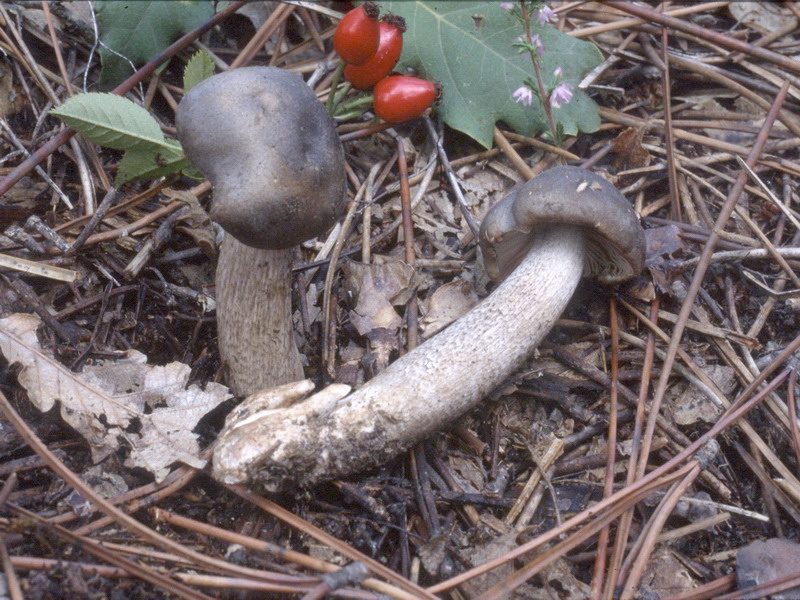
479, 166, 646, 284
176, 67, 346, 249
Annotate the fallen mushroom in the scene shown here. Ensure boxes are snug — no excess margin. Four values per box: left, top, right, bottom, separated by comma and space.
212, 166, 646, 490
176, 67, 345, 396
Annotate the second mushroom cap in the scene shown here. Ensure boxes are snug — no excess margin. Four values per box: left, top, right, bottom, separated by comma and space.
480, 166, 646, 285
176, 66, 346, 250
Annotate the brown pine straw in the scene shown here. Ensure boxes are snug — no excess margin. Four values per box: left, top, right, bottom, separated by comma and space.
152, 508, 418, 600
0, 537, 23, 600
5, 503, 212, 600
618, 465, 702, 599
428, 81, 795, 595
637, 75, 789, 495
662, 573, 738, 600
0, 1, 248, 196
589, 298, 620, 599
570, 2, 730, 39
0, 390, 325, 594
229, 2, 295, 68
8, 556, 128, 579
788, 370, 800, 471
604, 299, 660, 598
428, 360, 796, 595
604, 1, 800, 73
716, 571, 800, 600
226, 484, 438, 600
479, 462, 703, 600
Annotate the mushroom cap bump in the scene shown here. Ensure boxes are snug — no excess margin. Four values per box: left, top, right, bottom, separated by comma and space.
176, 67, 346, 249
480, 166, 645, 285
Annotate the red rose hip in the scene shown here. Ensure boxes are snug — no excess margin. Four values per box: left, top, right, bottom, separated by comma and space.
373, 75, 439, 123
344, 15, 406, 90
333, 2, 380, 66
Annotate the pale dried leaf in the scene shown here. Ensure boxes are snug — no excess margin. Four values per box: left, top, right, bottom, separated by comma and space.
0, 313, 231, 480
343, 260, 415, 336
418, 528, 449, 575
458, 166, 511, 215
669, 365, 733, 426
465, 533, 540, 598
729, 1, 794, 33
448, 454, 484, 491
539, 558, 592, 599
737, 538, 800, 599
640, 548, 697, 598
166, 188, 217, 258
421, 279, 478, 338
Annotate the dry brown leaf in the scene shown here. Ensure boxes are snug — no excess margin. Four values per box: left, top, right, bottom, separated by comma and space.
737, 538, 800, 599
448, 454, 485, 491
343, 260, 415, 336
639, 547, 697, 598
418, 527, 451, 576
669, 365, 733, 426
611, 126, 651, 170
538, 558, 592, 599
167, 188, 217, 258
0, 313, 231, 480
729, 1, 794, 33
0, 59, 27, 118
420, 279, 478, 338
645, 225, 688, 293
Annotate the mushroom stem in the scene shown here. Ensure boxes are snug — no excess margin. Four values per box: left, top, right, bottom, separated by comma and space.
216, 235, 303, 397
214, 226, 587, 490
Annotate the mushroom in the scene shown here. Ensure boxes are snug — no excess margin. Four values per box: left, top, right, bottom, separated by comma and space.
212, 166, 646, 491
176, 67, 345, 397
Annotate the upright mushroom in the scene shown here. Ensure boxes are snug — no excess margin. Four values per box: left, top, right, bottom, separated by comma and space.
176, 67, 345, 397
212, 166, 646, 490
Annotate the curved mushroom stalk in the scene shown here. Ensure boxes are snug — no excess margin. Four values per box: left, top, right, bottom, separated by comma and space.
212, 166, 646, 490
216, 236, 303, 397
213, 227, 586, 490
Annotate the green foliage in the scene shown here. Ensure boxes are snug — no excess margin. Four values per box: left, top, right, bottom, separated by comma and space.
379, 1, 602, 148
50, 93, 187, 186
117, 140, 192, 185
183, 50, 216, 92
51, 93, 171, 151
95, 0, 214, 90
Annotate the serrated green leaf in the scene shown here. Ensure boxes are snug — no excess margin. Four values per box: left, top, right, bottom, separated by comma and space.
183, 50, 216, 93
50, 93, 171, 151
96, 0, 214, 90
116, 139, 190, 185
382, 1, 602, 148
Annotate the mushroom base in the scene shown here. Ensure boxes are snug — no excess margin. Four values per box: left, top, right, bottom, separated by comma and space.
216, 236, 304, 397
213, 226, 587, 490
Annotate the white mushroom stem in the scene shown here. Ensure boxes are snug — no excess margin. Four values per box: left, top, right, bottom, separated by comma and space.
215, 235, 303, 397
214, 226, 587, 490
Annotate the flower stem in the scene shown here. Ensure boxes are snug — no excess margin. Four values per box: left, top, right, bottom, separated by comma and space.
519, 0, 561, 151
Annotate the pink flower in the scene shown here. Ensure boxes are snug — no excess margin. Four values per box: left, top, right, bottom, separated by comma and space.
500, 2, 514, 10
512, 86, 534, 106
535, 5, 557, 25
554, 66, 563, 78
530, 34, 545, 57
550, 82, 573, 108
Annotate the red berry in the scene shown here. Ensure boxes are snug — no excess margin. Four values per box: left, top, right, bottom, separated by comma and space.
373, 75, 439, 123
344, 15, 406, 90
333, 2, 380, 66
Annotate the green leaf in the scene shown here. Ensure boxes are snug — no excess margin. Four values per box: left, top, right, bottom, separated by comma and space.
116, 139, 190, 185
96, 0, 215, 90
183, 49, 216, 92
50, 93, 170, 151
381, 1, 603, 148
